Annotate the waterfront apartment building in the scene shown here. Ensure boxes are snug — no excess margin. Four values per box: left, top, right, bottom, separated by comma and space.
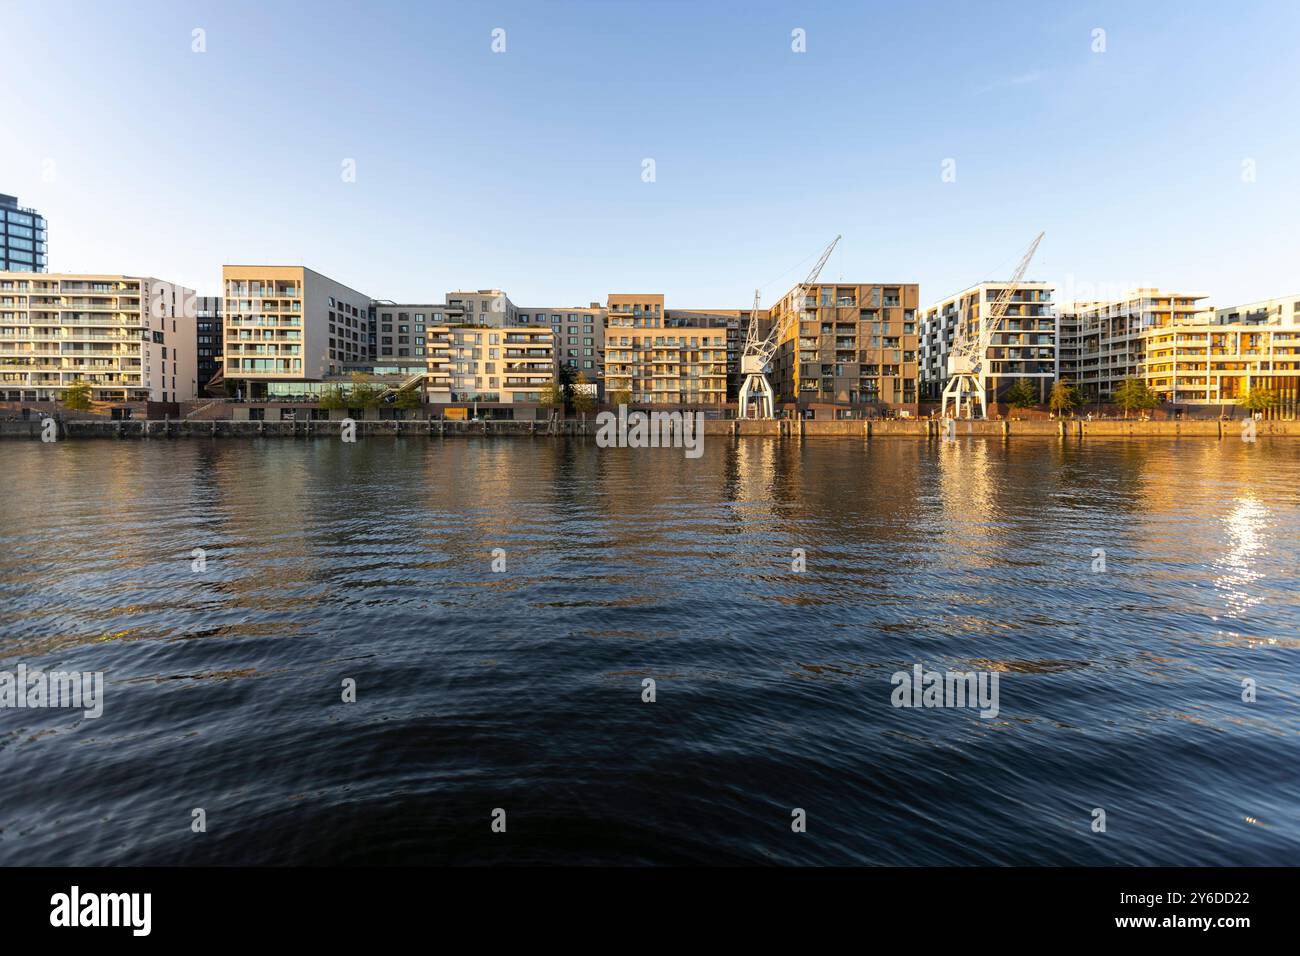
1057, 289, 1208, 399
424, 324, 554, 406
0, 272, 197, 402
371, 294, 599, 391
1, 194, 47, 273
1059, 289, 1300, 411
604, 294, 729, 406
222, 266, 371, 400
442, 291, 604, 390
920, 282, 1057, 404
665, 307, 761, 401
767, 282, 920, 413
196, 295, 223, 393
516, 303, 605, 389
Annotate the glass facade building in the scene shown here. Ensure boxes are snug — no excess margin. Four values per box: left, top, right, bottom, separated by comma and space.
0, 194, 48, 272
196, 295, 224, 392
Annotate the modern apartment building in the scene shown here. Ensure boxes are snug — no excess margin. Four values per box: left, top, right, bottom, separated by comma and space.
0, 272, 197, 402
368, 293, 586, 389
423, 324, 554, 408
767, 282, 920, 413
1, 194, 47, 273
221, 266, 370, 400
1057, 289, 1207, 399
516, 303, 605, 389
196, 295, 223, 393
920, 281, 1057, 404
1060, 289, 1300, 411
604, 294, 729, 406
665, 307, 760, 401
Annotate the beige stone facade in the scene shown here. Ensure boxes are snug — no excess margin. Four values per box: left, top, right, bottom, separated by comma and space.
0, 272, 197, 402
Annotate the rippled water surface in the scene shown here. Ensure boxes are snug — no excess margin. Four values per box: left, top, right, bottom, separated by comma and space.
1, 436, 1298, 865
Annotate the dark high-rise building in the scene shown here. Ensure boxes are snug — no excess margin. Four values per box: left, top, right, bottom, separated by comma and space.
196, 295, 224, 393
0, 194, 47, 272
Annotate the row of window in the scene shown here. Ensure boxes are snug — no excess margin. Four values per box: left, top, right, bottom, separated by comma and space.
1, 249, 46, 266
2, 210, 43, 229
518, 312, 596, 324
610, 304, 663, 315
225, 284, 300, 298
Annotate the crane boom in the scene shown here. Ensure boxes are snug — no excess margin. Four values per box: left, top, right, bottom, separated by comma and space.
742, 288, 762, 355
737, 235, 841, 419
949, 231, 1044, 371
942, 232, 1045, 419
753, 235, 841, 367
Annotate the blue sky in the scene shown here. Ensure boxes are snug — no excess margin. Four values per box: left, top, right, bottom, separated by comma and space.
2, 0, 1298, 307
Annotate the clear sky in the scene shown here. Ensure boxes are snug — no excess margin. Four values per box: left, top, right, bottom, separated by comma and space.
2, 0, 1298, 308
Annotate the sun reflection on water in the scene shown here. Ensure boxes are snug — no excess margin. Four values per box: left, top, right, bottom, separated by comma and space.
1212, 496, 1270, 620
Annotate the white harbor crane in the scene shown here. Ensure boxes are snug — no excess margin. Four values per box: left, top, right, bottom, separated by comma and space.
941, 232, 1045, 420
737, 235, 842, 420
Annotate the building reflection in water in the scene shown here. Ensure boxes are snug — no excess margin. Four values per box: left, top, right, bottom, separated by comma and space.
934, 438, 1001, 570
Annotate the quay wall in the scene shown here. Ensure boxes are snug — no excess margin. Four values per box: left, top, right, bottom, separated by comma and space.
4, 417, 1299, 440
